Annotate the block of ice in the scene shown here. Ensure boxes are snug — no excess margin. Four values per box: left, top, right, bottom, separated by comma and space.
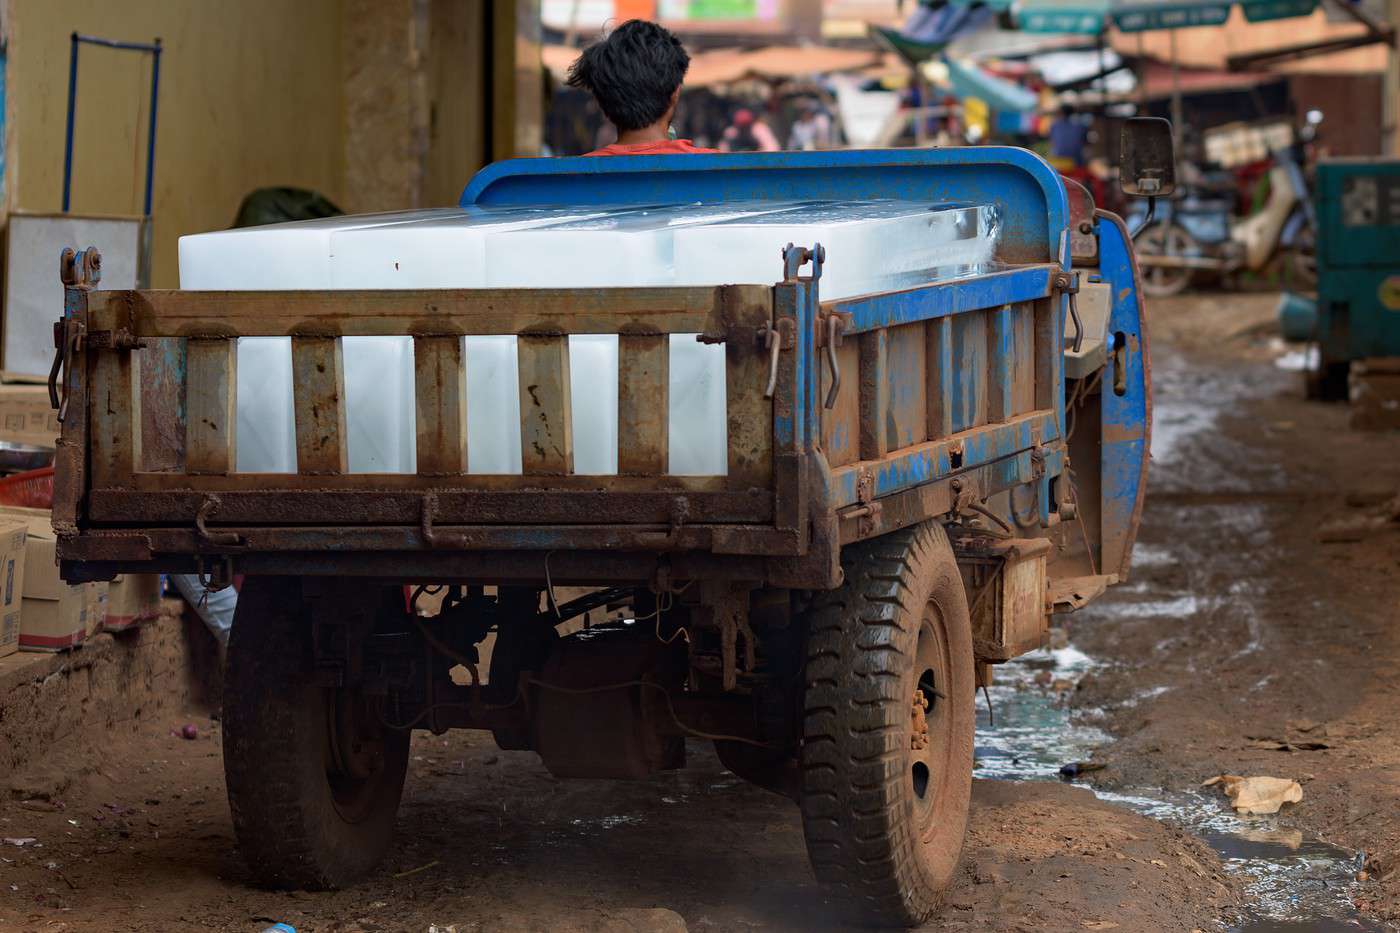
179, 199, 1001, 477
481, 202, 807, 289
185, 208, 609, 473
672, 201, 998, 301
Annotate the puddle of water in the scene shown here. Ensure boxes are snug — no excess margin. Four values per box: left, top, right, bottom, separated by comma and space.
977, 647, 1385, 932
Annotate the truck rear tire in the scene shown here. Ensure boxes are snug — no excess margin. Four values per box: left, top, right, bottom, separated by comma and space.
800, 521, 975, 927
223, 577, 410, 889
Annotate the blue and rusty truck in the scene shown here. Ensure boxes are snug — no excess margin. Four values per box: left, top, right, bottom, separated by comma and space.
49, 126, 1163, 925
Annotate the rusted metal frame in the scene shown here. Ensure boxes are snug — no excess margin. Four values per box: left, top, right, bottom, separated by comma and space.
829, 410, 1056, 508
113, 470, 732, 493
414, 336, 468, 475
88, 334, 142, 489
291, 337, 348, 474
184, 338, 236, 474
925, 316, 954, 441
820, 264, 1057, 335
85, 487, 773, 526
517, 335, 573, 474
858, 328, 889, 461
770, 280, 805, 536
58, 544, 794, 587
838, 449, 1034, 545
987, 304, 1015, 424
617, 332, 667, 476
836, 443, 1065, 546
723, 286, 777, 490
139, 336, 187, 473
57, 524, 800, 562
89, 285, 771, 339
53, 255, 99, 536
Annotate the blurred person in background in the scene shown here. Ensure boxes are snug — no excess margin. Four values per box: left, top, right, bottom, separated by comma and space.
720, 108, 780, 152
1048, 103, 1090, 167
788, 100, 833, 150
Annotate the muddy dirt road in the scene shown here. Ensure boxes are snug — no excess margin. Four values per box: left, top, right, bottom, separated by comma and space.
0, 290, 1396, 932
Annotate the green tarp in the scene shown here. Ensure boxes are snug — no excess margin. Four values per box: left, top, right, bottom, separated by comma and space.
947, 0, 1318, 33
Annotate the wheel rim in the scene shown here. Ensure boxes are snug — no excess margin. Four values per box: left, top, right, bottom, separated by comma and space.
324, 689, 392, 824
910, 599, 953, 843
1140, 223, 1195, 296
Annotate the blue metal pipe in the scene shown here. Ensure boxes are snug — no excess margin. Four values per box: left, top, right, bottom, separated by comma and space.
143, 38, 162, 218
62, 33, 163, 216
73, 33, 163, 53
61, 32, 79, 212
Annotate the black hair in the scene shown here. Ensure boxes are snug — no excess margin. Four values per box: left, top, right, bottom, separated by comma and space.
566, 20, 690, 132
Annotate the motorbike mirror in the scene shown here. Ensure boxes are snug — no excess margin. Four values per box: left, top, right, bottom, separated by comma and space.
1119, 117, 1176, 198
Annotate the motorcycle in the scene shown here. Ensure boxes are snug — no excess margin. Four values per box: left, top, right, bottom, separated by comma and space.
1128, 111, 1320, 297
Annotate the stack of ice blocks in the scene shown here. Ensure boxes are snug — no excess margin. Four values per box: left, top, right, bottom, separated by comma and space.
176, 199, 999, 475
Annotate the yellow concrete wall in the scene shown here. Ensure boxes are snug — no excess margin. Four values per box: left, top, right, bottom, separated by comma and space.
424, 0, 489, 208
6, 0, 345, 287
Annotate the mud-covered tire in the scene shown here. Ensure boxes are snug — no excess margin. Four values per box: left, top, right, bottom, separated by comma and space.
223, 577, 410, 889
800, 521, 975, 926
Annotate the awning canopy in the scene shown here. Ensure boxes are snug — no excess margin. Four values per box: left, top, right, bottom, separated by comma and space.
949, 0, 1319, 33
543, 43, 881, 86
942, 57, 1042, 110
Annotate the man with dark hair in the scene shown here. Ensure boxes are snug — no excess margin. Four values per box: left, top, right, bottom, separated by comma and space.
567, 20, 716, 156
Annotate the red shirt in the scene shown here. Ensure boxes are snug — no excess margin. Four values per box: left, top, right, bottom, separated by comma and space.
584, 139, 717, 157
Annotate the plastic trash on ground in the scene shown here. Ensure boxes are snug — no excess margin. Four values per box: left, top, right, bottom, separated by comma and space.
1203, 774, 1303, 815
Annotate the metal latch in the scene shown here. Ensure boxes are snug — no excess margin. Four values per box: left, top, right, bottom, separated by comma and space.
815, 311, 852, 409
48, 318, 86, 421
195, 495, 245, 548
1053, 270, 1084, 354
759, 318, 796, 399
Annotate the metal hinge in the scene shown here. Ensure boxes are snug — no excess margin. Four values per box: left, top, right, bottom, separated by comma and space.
84, 328, 147, 351
839, 468, 882, 538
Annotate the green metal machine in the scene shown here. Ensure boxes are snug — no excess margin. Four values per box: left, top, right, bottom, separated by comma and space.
1311, 157, 1400, 401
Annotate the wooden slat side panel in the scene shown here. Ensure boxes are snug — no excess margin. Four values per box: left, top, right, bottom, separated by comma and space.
1033, 297, 1060, 413
185, 339, 237, 474
89, 350, 141, 487
987, 304, 1015, 423
414, 336, 468, 475
925, 316, 954, 441
518, 335, 573, 474
951, 311, 988, 433
99, 285, 772, 339
821, 340, 860, 468
726, 332, 774, 488
858, 329, 890, 460
291, 337, 348, 474
618, 334, 668, 475
883, 322, 928, 451
1012, 301, 1037, 415
139, 337, 187, 472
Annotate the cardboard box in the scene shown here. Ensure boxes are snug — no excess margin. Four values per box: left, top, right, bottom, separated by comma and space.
105, 574, 161, 632
0, 505, 100, 652
0, 384, 59, 448
90, 584, 109, 638
0, 516, 28, 658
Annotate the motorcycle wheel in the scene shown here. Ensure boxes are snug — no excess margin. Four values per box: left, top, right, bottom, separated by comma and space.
1138, 221, 1198, 298
1282, 227, 1317, 293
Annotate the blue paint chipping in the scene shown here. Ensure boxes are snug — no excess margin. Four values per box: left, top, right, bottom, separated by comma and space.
1094, 211, 1151, 578
456, 148, 1141, 564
